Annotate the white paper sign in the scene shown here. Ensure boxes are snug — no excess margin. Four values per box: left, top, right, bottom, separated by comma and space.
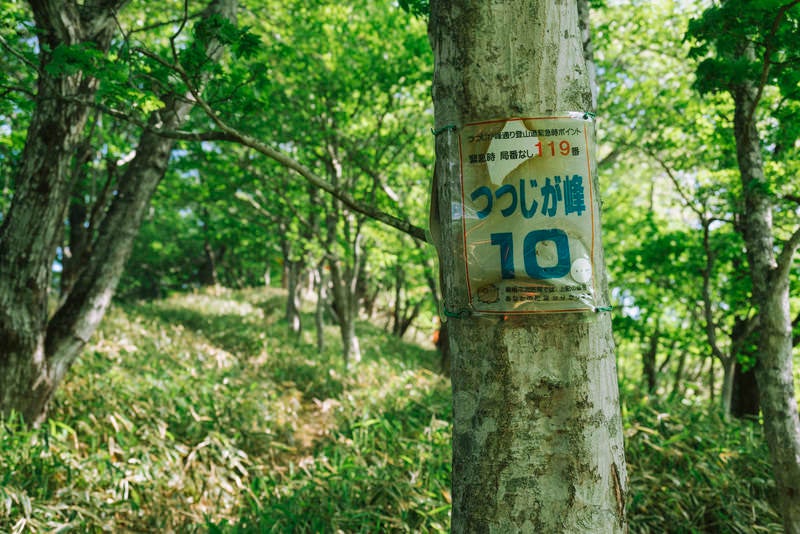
458, 115, 598, 314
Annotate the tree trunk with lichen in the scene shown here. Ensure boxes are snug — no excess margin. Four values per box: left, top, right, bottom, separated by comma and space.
732, 75, 800, 533
0, 0, 123, 424
428, 1, 627, 531
0, 0, 237, 425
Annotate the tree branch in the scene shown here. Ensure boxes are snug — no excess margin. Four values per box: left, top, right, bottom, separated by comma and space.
730, 311, 760, 358
81, 0, 133, 42
644, 147, 705, 218
169, 0, 190, 62
235, 190, 282, 226
748, 0, 800, 126
781, 193, 800, 205
71, 93, 424, 242
180, 75, 428, 242
774, 224, 800, 283
0, 84, 36, 99
0, 34, 40, 74
73, 27, 429, 244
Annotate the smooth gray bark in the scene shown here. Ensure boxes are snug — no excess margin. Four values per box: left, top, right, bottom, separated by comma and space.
428, 1, 627, 531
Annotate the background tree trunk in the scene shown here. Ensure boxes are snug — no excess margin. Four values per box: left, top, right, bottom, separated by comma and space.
730, 361, 760, 419
322, 143, 364, 367
732, 74, 800, 530
428, 1, 627, 531
642, 323, 660, 394
729, 315, 760, 419
280, 235, 303, 337
327, 252, 362, 367
314, 264, 327, 353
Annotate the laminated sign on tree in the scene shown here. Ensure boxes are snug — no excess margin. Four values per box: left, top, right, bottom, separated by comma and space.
457, 113, 598, 314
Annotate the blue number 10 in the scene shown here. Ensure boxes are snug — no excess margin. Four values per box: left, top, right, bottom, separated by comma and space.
490, 229, 571, 280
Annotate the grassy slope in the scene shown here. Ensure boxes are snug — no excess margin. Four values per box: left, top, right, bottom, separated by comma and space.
0, 287, 785, 532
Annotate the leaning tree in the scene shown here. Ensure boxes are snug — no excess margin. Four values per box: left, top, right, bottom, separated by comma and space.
0, 0, 240, 423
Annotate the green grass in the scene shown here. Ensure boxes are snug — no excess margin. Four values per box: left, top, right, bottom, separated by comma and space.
0, 287, 785, 532
623, 396, 782, 533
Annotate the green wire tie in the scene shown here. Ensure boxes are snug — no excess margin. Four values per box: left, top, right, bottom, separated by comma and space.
443, 307, 471, 319
583, 112, 597, 120
431, 124, 457, 136
444, 304, 610, 316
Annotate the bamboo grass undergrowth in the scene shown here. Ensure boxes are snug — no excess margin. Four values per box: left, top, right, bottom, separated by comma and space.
0, 287, 788, 532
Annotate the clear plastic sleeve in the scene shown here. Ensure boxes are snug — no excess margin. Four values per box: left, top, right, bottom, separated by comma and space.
454, 113, 599, 315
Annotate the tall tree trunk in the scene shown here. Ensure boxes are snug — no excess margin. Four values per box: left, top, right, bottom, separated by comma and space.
322, 144, 363, 367
199, 240, 222, 287
708, 355, 716, 402
61, 201, 89, 298
428, 1, 627, 531
642, 322, 659, 394
0, 0, 238, 424
392, 262, 409, 337
199, 208, 225, 287
314, 264, 327, 353
668, 347, 689, 402
390, 258, 424, 338
732, 74, 800, 531
730, 360, 760, 419
285, 257, 303, 338
0, 1, 124, 423
327, 252, 361, 367
720, 357, 736, 418
280, 230, 303, 337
